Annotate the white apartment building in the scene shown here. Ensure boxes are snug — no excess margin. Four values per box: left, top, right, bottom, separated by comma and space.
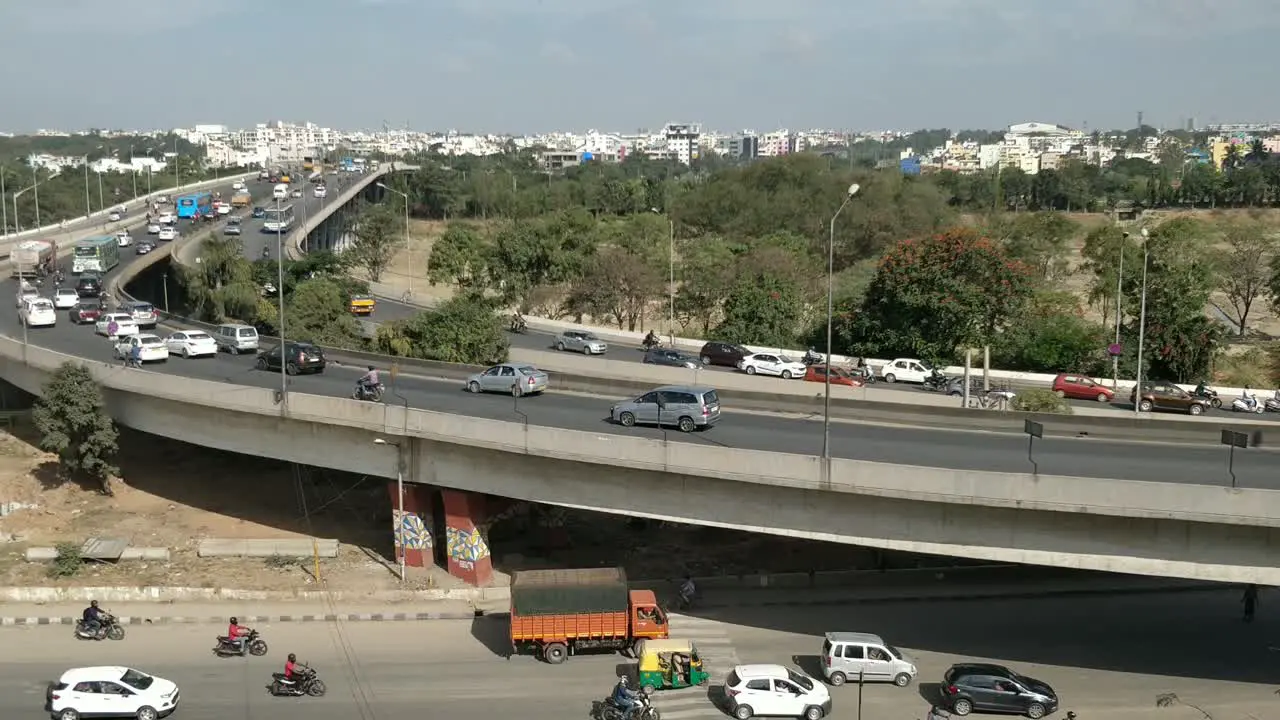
578, 130, 627, 161
758, 130, 792, 157
661, 123, 701, 164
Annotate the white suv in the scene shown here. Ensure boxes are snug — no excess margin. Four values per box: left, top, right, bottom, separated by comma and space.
47, 666, 180, 720
725, 664, 831, 720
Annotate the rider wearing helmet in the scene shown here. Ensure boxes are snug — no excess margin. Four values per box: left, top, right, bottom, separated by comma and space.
227, 616, 251, 655
284, 653, 299, 681
611, 674, 640, 716
82, 600, 104, 634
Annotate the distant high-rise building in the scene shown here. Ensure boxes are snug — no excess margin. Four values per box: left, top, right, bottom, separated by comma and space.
662, 123, 701, 165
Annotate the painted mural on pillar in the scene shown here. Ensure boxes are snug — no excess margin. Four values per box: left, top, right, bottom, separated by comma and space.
446, 526, 490, 563
393, 509, 431, 551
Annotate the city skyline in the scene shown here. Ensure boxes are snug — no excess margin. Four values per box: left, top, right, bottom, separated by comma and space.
3, 1, 1280, 132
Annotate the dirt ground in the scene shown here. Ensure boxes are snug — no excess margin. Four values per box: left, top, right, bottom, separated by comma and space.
0, 427, 458, 592
0, 425, 968, 591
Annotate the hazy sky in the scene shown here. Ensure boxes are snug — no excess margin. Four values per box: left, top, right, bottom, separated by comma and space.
2, 0, 1277, 134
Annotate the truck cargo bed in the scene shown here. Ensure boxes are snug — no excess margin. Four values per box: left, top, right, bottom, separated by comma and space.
511, 567, 629, 616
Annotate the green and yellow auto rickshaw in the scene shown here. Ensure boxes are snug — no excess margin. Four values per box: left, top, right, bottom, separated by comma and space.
636, 639, 709, 694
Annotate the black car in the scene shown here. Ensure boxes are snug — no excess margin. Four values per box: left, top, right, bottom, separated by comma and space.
251, 206, 266, 218
941, 664, 1058, 719
136, 241, 156, 255
75, 275, 103, 298
255, 342, 326, 375
643, 347, 703, 369
697, 341, 751, 368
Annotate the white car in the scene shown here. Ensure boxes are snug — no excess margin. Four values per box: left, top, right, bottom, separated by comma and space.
738, 352, 807, 380
15, 283, 39, 308
156, 194, 170, 204
232, 181, 245, 191
314, 185, 327, 198
123, 301, 158, 329
48, 666, 180, 720
878, 358, 933, 384
165, 330, 217, 358
725, 664, 831, 720
108, 211, 123, 222
115, 334, 169, 363
157, 226, 178, 241
53, 288, 80, 309
96, 313, 139, 338
217, 203, 232, 216
117, 232, 133, 247
146, 222, 161, 235
291, 189, 303, 198
157, 212, 176, 225
19, 298, 56, 327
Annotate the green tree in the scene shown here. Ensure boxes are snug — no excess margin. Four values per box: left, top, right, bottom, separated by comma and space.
991, 292, 1106, 374
674, 236, 736, 334
844, 228, 1034, 362
1215, 218, 1276, 334
348, 203, 402, 282
177, 233, 260, 322
983, 211, 1079, 283
284, 278, 365, 348
427, 222, 492, 290
373, 296, 508, 364
1128, 218, 1223, 381
712, 272, 805, 347
31, 362, 119, 494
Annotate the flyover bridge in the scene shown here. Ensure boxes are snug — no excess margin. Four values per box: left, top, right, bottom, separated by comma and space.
0, 165, 1273, 588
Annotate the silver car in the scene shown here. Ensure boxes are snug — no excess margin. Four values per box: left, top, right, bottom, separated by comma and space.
465, 363, 549, 397
554, 330, 607, 355
610, 385, 721, 433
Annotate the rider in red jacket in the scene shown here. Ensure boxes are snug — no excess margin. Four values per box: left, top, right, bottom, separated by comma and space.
227, 617, 251, 655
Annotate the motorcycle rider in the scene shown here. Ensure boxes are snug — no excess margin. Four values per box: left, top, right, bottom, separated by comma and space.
510, 311, 526, 332
262, 246, 271, 260
226, 617, 252, 656
611, 674, 641, 717
804, 346, 822, 364
1194, 380, 1209, 397
679, 575, 697, 607
1241, 386, 1259, 412
277, 653, 308, 694
643, 330, 660, 348
356, 365, 380, 398
82, 600, 105, 635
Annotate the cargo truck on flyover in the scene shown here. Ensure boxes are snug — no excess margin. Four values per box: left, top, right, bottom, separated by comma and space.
508, 567, 669, 664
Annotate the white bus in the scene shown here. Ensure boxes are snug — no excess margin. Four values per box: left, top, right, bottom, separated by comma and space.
261, 204, 296, 233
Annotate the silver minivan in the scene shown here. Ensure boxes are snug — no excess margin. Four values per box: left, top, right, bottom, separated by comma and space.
610, 385, 720, 433
214, 323, 259, 354
821, 632, 917, 687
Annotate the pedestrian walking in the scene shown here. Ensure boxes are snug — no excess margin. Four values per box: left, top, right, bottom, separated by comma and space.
1243, 584, 1259, 622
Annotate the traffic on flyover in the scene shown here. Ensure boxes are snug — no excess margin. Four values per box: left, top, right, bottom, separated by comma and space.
0, 587, 1272, 719
0, 176, 1275, 488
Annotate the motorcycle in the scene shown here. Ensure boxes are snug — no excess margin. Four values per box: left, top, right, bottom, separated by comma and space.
510, 316, 527, 334
268, 665, 326, 697
802, 349, 823, 366
74, 614, 125, 641
213, 629, 269, 657
1230, 396, 1265, 414
641, 335, 662, 351
1193, 388, 1222, 409
353, 382, 384, 402
1265, 396, 1280, 413
599, 694, 660, 720
923, 370, 950, 392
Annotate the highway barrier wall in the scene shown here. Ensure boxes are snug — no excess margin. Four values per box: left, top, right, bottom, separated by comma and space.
3, 332, 1280, 584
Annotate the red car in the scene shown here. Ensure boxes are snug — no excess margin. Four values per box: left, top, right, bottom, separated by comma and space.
805, 365, 864, 387
69, 301, 103, 324
1051, 373, 1114, 403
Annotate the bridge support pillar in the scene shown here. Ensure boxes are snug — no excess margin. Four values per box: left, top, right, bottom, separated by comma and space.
442, 489, 492, 586
389, 482, 434, 568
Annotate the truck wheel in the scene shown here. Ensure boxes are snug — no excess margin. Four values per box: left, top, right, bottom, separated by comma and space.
544, 643, 568, 664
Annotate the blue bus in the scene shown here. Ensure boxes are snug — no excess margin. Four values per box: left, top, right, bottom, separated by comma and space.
176, 191, 213, 219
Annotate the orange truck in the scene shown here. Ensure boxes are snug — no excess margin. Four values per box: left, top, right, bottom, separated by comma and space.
509, 567, 669, 664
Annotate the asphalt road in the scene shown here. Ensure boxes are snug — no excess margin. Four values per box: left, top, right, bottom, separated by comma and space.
704, 587, 1280, 720
2, 589, 1272, 720
2, 180, 1276, 487
0, 620, 616, 720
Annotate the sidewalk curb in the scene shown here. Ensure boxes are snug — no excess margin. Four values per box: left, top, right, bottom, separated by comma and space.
0, 582, 1222, 627
0, 611, 478, 627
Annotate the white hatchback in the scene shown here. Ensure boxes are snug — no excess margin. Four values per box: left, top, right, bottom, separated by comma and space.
47, 666, 180, 720
20, 298, 57, 327
725, 664, 831, 720
115, 334, 169, 363
146, 223, 161, 235
54, 288, 80, 309
96, 313, 139, 338
738, 353, 807, 380
157, 226, 177, 241
165, 330, 217, 358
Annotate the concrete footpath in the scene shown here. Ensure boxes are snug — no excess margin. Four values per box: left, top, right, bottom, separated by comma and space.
0, 575, 1221, 626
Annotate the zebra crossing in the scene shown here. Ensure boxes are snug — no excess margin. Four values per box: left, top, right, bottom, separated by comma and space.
649, 613, 740, 720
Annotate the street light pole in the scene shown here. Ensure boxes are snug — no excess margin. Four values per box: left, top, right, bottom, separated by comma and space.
1133, 228, 1150, 416
376, 183, 412, 296
276, 197, 288, 410
32, 169, 40, 229
667, 218, 675, 345
83, 157, 91, 216
822, 184, 861, 461
1, 166, 7, 236
1112, 231, 1128, 390
97, 171, 104, 212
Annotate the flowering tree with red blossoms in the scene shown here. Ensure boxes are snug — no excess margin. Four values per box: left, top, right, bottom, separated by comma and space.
842, 228, 1034, 362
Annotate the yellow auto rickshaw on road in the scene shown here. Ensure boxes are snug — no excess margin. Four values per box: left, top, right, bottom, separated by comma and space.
636, 639, 708, 695
348, 294, 376, 316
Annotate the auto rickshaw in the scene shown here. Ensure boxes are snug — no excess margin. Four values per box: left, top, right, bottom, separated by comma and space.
636, 639, 708, 694
348, 294, 376, 316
